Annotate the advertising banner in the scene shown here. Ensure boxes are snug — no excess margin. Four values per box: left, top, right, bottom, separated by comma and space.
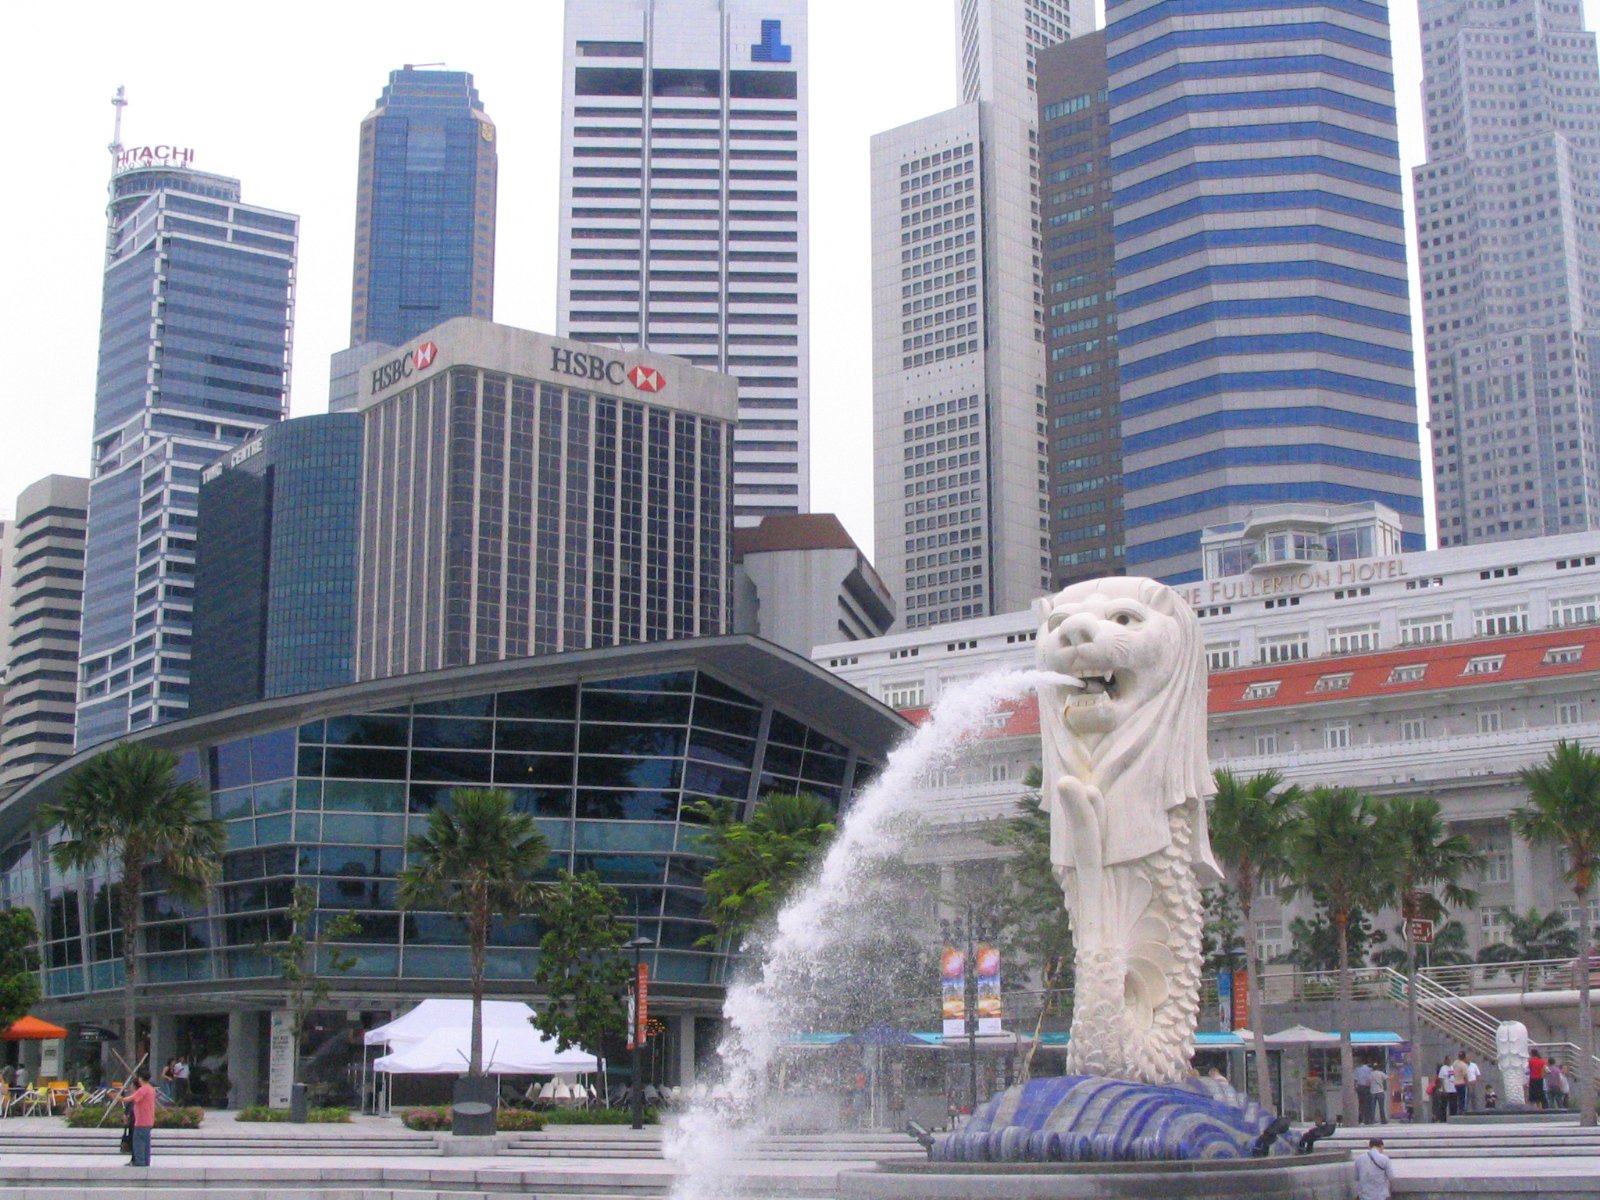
975, 943, 1003, 1035
1233, 968, 1250, 1030
1217, 968, 1234, 1032
268, 1010, 294, 1108
940, 946, 966, 1038
637, 963, 650, 1045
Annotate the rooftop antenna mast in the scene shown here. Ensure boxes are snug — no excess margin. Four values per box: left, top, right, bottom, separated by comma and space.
108, 85, 127, 175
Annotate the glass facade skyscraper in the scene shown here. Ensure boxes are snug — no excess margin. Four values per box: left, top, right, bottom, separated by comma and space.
77, 165, 298, 748
1106, 0, 1425, 583
349, 68, 497, 348
191, 414, 364, 716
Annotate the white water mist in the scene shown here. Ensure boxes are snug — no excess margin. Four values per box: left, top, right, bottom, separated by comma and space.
665, 668, 1060, 1199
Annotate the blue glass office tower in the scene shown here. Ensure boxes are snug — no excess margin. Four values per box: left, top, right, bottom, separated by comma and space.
349, 68, 497, 348
77, 165, 298, 748
1106, 0, 1426, 583
190, 414, 363, 717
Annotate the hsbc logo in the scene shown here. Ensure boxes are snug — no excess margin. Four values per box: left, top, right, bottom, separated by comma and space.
550, 347, 668, 394
371, 340, 442, 393
628, 364, 666, 393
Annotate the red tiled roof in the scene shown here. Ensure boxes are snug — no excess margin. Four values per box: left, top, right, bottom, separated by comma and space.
1209, 625, 1600, 714
889, 626, 1600, 735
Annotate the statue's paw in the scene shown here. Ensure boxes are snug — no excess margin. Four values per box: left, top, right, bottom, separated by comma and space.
1055, 775, 1102, 809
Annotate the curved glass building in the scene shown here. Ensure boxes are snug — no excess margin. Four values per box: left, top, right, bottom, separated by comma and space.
0, 636, 903, 1106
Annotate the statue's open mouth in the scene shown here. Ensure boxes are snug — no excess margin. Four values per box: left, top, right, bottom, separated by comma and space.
1058, 670, 1117, 708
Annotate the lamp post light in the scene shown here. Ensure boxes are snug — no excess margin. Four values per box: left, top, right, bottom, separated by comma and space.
625, 935, 654, 1131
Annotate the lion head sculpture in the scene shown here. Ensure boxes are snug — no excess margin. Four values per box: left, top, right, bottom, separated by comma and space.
1034, 576, 1219, 878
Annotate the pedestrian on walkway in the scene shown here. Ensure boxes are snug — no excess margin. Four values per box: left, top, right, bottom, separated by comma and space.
1464, 1052, 1481, 1110
1529, 1050, 1548, 1109
172, 1056, 191, 1105
1548, 1062, 1570, 1110
1436, 1060, 1457, 1120
1355, 1138, 1394, 1200
1369, 1062, 1389, 1124
1354, 1060, 1374, 1124
1451, 1052, 1470, 1114
120, 1072, 156, 1168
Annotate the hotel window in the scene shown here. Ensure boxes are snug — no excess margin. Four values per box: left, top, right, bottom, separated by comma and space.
1561, 898, 1600, 930
1206, 643, 1241, 672
1477, 707, 1503, 734
1243, 681, 1280, 701
1327, 624, 1379, 655
1312, 673, 1352, 694
1258, 634, 1308, 664
1400, 717, 1426, 742
1462, 655, 1505, 676
1388, 664, 1427, 684
1258, 877, 1278, 898
1479, 837, 1512, 884
1255, 732, 1278, 756
1480, 906, 1509, 944
883, 682, 925, 708
1558, 700, 1582, 725
1325, 722, 1351, 750
1400, 614, 1453, 645
1473, 605, 1527, 637
1256, 919, 1284, 961
1550, 594, 1600, 627
989, 762, 1010, 783
1544, 646, 1584, 665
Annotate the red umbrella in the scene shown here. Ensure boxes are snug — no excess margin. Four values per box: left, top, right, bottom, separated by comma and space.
2, 1016, 68, 1040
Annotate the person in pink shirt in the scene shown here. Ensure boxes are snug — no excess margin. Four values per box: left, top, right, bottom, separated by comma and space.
120, 1072, 156, 1167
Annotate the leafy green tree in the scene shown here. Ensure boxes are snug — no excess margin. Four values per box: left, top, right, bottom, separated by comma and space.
1476, 906, 1581, 976
398, 788, 550, 1077
1372, 919, 1471, 969
0, 906, 42, 1031
533, 870, 630, 1065
688, 792, 836, 949
1276, 907, 1383, 972
1377, 794, 1482, 1123
1208, 768, 1301, 1108
1282, 786, 1398, 1123
269, 885, 361, 1087
40, 742, 225, 1055
1512, 740, 1600, 1126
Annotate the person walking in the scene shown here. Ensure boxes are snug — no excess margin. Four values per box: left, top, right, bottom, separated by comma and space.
120, 1072, 156, 1167
172, 1056, 191, 1106
13, 1063, 28, 1092
1547, 1061, 1570, 1110
1436, 1059, 1457, 1120
1355, 1138, 1394, 1200
1369, 1062, 1389, 1125
1354, 1060, 1374, 1124
1528, 1050, 1548, 1109
1451, 1052, 1470, 1115
1464, 1052, 1481, 1110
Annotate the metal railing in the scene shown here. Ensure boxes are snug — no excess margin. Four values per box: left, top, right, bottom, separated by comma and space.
1419, 957, 1594, 998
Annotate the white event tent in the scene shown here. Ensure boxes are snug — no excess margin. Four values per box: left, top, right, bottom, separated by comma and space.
362, 999, 599, 1110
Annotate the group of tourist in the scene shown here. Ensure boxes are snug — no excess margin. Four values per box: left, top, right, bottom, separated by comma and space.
1425, 1050, 1481, 1119
1526, 1050, 1573, 1110
1352, 1059, 1391, 1124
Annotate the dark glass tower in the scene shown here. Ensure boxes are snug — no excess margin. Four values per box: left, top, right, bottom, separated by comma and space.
191, 414, 364, 716
77, 164, 298, 748
349, 67, 498, 348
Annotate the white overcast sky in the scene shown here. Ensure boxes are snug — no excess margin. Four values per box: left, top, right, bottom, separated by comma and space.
8, 1, 1598, 555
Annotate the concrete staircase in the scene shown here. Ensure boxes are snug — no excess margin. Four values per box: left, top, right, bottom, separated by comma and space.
0, 1126, 439, 1158
1324, 1120, 1600, 1159
502, 1125, 925, 1161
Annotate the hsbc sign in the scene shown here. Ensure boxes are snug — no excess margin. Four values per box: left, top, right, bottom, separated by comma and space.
371, 341, 440, 393
550, 347, 667, 395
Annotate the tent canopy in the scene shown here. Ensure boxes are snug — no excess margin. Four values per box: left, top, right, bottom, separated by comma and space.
364, 999, 538, 1048
373, 1023, 598, 1075
3, 1016, 67, 1041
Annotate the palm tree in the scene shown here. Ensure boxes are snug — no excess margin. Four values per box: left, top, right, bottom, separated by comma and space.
397, 788, 550, 1080
1208, 768, 1301, 1110
1512, 740, 1600, 1127
1477, 907, 1581, 980
1282, 786, 1398, 1124
1373, 919, 1472, 969
39, 742, 224, 1062
1377, 794, 1482, 1123
689, 791, 837, 949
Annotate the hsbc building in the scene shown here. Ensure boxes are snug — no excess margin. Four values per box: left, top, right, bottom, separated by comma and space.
356, 317, 741, 680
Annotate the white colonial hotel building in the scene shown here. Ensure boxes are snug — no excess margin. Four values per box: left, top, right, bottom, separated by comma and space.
815, 516, 1600, 963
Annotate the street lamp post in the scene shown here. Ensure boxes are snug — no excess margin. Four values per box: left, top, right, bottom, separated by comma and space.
940, 901, 987, 1117
625, 935, 654, 1131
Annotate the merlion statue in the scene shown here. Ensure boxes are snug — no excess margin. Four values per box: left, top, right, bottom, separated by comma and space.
1495, 1020, 1530, 1107
1034, 576, 1220, 1083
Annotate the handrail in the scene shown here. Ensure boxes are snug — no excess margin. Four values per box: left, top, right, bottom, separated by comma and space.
1419, 957, 1592, 997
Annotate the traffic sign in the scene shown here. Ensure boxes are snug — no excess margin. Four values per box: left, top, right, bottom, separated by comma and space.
1406, 918, 1435, 944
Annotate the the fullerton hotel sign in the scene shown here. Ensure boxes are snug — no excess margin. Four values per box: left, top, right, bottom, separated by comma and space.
1178, 557, 1410, 609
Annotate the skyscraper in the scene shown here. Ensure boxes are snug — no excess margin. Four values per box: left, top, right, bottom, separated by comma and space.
190, 414, 363, 717
77, 150, 297, 748
1106, 0, 1425, 582
557, 0, 809, 526
1038, 32, 1122, 589
349, 68, 497, 349
1, 476, 89, 789
1417, 0, 1600, 545
871, 0, 1092, 630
